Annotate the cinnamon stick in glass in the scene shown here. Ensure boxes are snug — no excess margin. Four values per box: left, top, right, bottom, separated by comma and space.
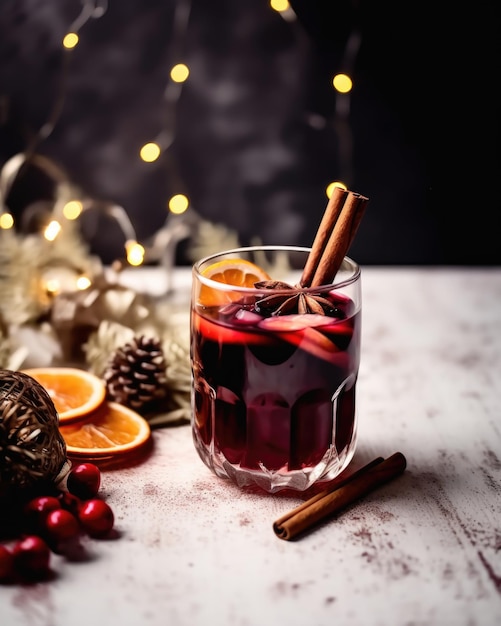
273, 452, 407, 541
299, 186, 348, 287
310, 191, 369, 287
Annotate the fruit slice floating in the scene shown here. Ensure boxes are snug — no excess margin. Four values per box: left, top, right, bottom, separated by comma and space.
194, 311, 276, 346
258, 314, 334, 331
23, 367, 106, 424
259, 314, 354, 361
59, 401, 151, 459
199, 258, 271, 306
276, 327, 343, 364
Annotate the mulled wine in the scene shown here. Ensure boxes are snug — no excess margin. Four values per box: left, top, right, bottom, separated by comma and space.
190, 246, 362, 493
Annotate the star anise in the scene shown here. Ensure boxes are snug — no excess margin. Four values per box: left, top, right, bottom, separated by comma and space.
254, 280, 334, 316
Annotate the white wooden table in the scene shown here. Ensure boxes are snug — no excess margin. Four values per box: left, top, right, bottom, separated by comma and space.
2, 266, 501, 626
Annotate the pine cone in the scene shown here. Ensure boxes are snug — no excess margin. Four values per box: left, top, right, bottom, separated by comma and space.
103, 336, 168, 411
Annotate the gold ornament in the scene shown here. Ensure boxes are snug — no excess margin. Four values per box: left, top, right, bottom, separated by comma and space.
50, 273, 164, 363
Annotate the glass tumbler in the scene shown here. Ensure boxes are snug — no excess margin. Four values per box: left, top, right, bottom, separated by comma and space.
190, 245, 362, 493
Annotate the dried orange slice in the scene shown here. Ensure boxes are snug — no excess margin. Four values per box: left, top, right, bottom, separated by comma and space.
59, 402, 151, 459
199, 258, 271, 306
23, 367, 106, 424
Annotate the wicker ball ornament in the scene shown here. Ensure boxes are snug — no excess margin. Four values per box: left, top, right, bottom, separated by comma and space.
0, 369, 69, 500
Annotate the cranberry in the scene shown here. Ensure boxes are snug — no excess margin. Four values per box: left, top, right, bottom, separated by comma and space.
23, 496, 62, 533
45, 509, 80, 542
12, 535, 51, 579
78, 499, 114, 538
0, 545, 14, 582
59, 491, 81, 515
24, 495, 61, 519
67, 463, 101, 500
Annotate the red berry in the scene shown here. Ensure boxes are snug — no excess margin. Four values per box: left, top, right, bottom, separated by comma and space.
0, 545, 14, 582
67, 463, 101, 499
45, 509, 80, 542
23, 496, 62, 534
12, 536, 51, 579
24, 495, 61, 519
59, 491, 81, 515
78, 499, 114, 538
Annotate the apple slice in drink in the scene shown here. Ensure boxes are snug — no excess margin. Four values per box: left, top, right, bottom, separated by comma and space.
258, 315, 346, 363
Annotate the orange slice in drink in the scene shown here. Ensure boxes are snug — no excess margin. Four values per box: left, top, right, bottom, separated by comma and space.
23, 367, 106, 424
199, 258, 271, 306
59, 402, 151, 460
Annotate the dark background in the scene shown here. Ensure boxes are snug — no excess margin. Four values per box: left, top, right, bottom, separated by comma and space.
0, 0, 499, 265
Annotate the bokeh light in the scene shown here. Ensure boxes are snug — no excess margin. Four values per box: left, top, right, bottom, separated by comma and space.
168, 194, 189, 214
326, 181, 347, 198
76, 275, 92, 290
140, 142, 161, 163
125, 240, 145, 266
270, 0, 290, 12
170, 64, 190, 83
44, 220, 62, 241
332, 73, 353, 94
62, 200, 83, 220
63, 33, 79, 49
0, 212, 14, 229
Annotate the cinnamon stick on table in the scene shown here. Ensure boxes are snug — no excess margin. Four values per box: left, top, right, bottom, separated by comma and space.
300, 188, 369, 288
273, 452, 407, 541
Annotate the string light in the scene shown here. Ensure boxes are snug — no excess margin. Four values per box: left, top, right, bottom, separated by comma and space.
62, 200, 83, 220
332, 29, 363, 187
126, 0, 197, 279
170, 64, 190, 83
44, 220, 62, 242
140, 143, 162, 163
45, 279, 61, 297
125, 240, 145, 266
43, 271, 91, 298
326, 182, 347, 198
63, 33, 79, 50
269, 0, 289, 12
270, 0, 295, 22
168, 194, 189, 215
76, 275, 92, 290
332, 73, 353, 94
0, 212, 14, 229
2, 0, 363, 276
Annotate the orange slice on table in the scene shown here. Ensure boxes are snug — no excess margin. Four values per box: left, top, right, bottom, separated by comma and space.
23, 367, 106, 424
199, 258, 271, 306
59, 401, 151, 461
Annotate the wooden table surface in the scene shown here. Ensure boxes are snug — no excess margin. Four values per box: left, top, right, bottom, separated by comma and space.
2, 266, 501, 626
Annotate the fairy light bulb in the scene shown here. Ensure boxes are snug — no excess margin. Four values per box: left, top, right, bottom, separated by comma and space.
170, 64, 190, 83
168, 194, 189, 215
332, 73, 353, 94
45, 279, 61, 296
63, 33, 79, 49
0, 212, 14, 229
44, 220, 62, 241
326, 181, 347, 198
125, 240, 145, 266
62, 200, 83, 220
140, 142, 161, 163
76, 275, 91, 290
270, 0, 290, 12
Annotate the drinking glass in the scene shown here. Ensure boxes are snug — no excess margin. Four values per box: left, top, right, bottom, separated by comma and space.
190, 245, 362, 493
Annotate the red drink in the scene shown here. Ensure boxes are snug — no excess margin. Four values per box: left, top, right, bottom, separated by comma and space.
191, 262, 361, 492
